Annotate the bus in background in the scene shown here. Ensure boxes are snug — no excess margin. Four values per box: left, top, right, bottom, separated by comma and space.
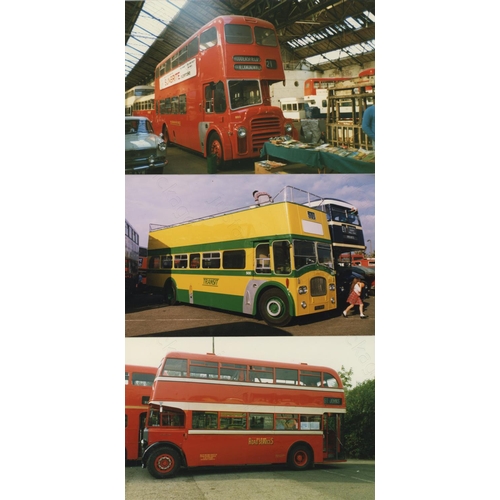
132, 93, 155, 122
141, 351, 346, 478
137, 247, 148, 288
307, 198, 373, 302
125, 85, 154, 116
147, 186, 337, 327
303, 77, 350, 117
153, 15, 294, 167
125, 364, 158, 461
279, 97, 306, 120
125, 220, 140, 297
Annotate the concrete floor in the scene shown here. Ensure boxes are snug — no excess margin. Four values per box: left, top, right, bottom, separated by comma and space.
155, 143, 319, 175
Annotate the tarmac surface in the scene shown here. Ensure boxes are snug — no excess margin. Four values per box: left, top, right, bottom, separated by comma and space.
125, 289, 374, 337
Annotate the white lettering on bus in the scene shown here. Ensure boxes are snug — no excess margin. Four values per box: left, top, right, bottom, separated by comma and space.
160, 60, 197, 90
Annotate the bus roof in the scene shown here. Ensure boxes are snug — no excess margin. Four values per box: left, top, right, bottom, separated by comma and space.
155, 15, 278, 70
307, 198, 357, 210
126, 364, 158, 373
163, 351, 341, 377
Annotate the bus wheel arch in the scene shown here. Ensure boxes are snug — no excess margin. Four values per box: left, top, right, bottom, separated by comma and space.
162, 124, 171, 145
146, 445, 182, 479
163, 278, 177, 305
257, 286, 292, 327
287, 442, 314, 470
207, 131, 225, 167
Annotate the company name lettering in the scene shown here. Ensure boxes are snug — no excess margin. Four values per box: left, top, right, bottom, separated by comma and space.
248, 437, 274, 445
200, 454, 217, 461
203, 278, 219, 287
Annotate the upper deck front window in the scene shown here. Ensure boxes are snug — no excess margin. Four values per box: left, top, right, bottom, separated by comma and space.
225, 24, 253, 44
229, 80, 262, 110
255, 27, 278, 46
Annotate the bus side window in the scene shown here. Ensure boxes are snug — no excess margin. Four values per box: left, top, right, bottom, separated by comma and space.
255, 243, 270, 273
214, 81, 226, 113
205, 85, 213, 113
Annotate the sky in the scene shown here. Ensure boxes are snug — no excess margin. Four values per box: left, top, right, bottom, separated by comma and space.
125, 174, 375, 254
125, 335, 375, 387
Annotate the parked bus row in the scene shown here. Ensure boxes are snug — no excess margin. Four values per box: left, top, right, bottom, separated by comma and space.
303, 68, 375, 118
125, 350, 346, 479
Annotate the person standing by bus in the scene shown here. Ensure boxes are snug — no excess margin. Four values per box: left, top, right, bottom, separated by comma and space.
342, 278, 367, 319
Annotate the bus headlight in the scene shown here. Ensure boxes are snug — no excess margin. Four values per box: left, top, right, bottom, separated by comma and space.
158, 142, 167, 152
298, 286, 308, 294
237, 127, 247, 138
301, 301, 307, 309
330, 297, 335, 304
329, 283, 336, 291
284, 123, 293, 134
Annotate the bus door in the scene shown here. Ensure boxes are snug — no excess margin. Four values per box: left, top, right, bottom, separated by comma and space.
323, 413, 345, 460
201, 82, 227, 153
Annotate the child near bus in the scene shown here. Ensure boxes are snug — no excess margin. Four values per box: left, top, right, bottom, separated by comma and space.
342, 278, 367, 319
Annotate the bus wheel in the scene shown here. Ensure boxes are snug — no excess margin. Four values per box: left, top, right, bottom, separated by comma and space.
164, 279, 177, 305
258, 288, 291, 327
147, 447, 181, 479
208, 133, 224, 168
288, 444, 313, 471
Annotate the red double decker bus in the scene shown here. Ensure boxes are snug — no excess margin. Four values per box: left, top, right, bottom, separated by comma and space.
141, 351, 346, 478
131, 93, 155, 122
153, 15, 294, 167
125, 364, 158, 461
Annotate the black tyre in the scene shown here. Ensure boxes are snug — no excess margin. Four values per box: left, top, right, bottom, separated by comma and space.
146, 447, 181, 479
258, 288, 291, 327
287, 444, 313, 471
164, 279, 177, 305
208, 133, 224, 168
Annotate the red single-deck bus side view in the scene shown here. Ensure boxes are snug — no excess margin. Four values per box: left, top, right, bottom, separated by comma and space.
153, 15, 294, 167
141, 351, 346, 478
125, 364, 158, 461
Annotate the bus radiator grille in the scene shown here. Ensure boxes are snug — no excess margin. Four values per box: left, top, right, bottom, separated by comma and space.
310, 277, 327, 297
250, 116, 281, 151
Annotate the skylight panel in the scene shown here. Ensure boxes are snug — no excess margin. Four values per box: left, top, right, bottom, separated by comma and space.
125, 0, 187, 78
305, 40, 375, 66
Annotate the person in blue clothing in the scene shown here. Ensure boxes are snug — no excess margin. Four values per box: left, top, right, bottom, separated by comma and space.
362, 105, 375, 150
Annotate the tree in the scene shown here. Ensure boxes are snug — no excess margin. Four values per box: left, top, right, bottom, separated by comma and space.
344, 378, 375, 459
338, 365, 353, 391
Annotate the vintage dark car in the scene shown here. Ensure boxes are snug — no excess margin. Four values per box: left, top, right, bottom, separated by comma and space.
125, 116, 167, 174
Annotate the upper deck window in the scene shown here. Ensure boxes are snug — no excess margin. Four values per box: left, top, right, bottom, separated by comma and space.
200, 27, 217, 51
255, 27, 277, 47
163, 358, 187, 377
132, 372, 155, 386
225, 24, 253, 44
